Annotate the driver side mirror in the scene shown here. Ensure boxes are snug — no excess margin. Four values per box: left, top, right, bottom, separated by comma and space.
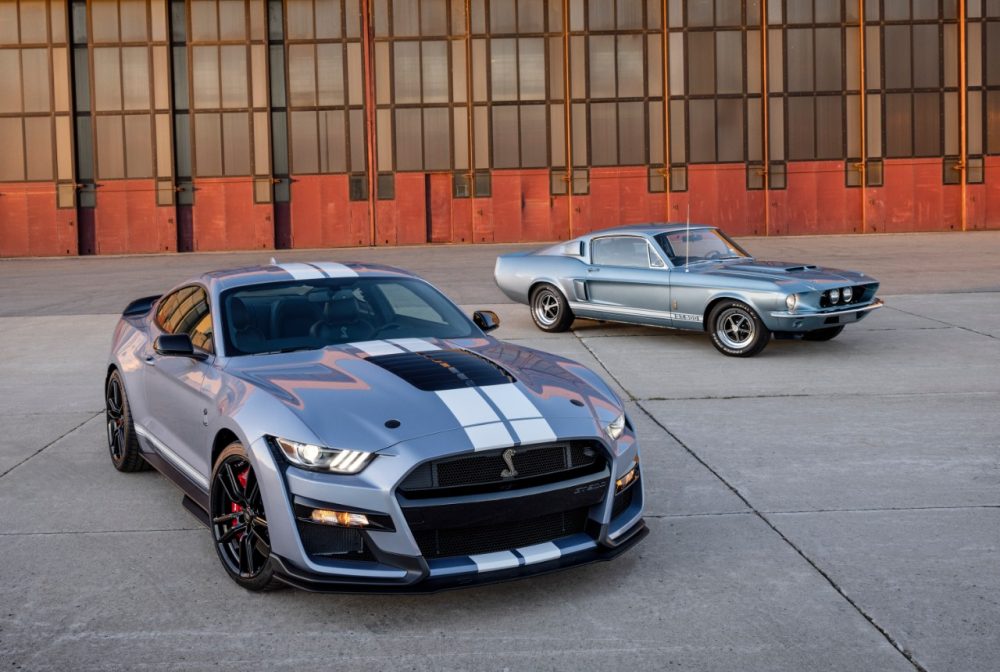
154, 334, 208, 361
472, 310, 500, 333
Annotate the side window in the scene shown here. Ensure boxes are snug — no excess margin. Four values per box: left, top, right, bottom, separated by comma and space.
379, 282, 447, 324
591, 237, 653, 269
155, 286, 214, 354
648, 245, 665, 268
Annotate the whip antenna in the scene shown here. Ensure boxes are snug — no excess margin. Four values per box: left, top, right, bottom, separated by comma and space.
685, 204, 691, 272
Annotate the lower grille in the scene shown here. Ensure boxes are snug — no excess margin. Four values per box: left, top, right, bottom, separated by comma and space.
296, 520, 372, 559
611, 483, 636, 520
413, 507, 590, 559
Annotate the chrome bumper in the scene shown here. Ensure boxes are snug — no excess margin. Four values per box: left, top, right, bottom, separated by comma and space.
769, 298, 884, 320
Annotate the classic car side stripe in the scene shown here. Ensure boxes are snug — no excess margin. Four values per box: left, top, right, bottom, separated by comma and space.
349, 340, 405, 357
388, 338, 440, 352
569, 301, 703, 323
134, 424, 210, 490
469, 550, 521, 573
310, 261, 359, 278
514, 541, 562, 566
276, 262, 325, 280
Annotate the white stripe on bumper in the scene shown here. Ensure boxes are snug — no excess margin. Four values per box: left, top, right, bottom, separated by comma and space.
469, 551, 520, 573
516, 541, 561, 565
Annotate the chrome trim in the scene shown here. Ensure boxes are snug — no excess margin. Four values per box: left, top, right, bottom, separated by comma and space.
769, 298, 884, 319
569, 301, 703, 323
134, 423, 210, 489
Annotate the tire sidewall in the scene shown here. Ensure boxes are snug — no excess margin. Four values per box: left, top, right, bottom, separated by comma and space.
530, 284, 573, 332
708, 300, 770, 357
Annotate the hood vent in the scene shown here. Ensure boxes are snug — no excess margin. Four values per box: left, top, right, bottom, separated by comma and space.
784, 265, 817, 272
365, 349, 514, 391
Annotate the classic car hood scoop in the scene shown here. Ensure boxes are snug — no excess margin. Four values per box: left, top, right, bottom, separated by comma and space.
365, 349, 514, 391
730, 261, 818, 273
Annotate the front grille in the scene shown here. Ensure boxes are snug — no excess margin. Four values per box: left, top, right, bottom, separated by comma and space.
399, 442, 605, 497
820, 283, 878, 308
412, 507, 590, 558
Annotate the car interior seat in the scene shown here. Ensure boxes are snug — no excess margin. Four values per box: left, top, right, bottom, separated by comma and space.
310, 293, 375, 343
229, 297, 267, 354
271, 297, 319, 339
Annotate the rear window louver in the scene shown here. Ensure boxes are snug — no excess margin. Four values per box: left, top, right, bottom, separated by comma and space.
365, 349, 514, 391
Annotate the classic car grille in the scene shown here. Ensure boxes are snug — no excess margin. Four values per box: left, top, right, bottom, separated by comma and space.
412, 507, 590, 558
398, 442, 605, 497
820, 283, 878, 308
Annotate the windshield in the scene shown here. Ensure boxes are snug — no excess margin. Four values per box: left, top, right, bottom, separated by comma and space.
220, 277, 478, 356
654, 228, 750, 267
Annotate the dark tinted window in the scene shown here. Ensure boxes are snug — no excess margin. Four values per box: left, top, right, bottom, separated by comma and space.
156, 286, 214, 353
591, 236, 654, 269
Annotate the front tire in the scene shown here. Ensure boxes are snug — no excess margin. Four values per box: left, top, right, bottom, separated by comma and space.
210, 443, 281, 591
803, 325, 845, 341
530, 284, 574, 332
105, 370, 150, 472
708, 301, 771, 357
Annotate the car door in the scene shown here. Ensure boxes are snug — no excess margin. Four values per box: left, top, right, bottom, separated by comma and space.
141, 285, 217, 485
583, 235, 672, 326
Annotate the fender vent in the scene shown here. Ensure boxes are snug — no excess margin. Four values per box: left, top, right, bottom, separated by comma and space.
366, 349, 514, 391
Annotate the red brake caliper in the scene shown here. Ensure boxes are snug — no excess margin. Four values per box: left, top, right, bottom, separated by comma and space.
230, 468, 250, 540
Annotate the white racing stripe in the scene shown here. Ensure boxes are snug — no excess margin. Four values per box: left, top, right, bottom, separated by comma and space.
463, 422, 514, 451
482, 383, 542, 420
435, 388, 499, 426
350, 340, 405, 357
310, 261, 358, 278
469, 551, 520, 573
509, 418, 557, 443
517, 541, 561, 565
276, 262, 325, 280
389, 338, 440, 352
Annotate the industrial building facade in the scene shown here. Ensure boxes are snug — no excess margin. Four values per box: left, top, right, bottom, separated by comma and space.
1, 0, 999, 256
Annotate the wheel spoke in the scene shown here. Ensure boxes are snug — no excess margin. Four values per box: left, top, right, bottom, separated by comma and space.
219, 463, 244, 505
246, 480, 260, 506
251, 527, 271, 556
213, 512, 240, 525
240, 534, 254, 575
218, 522, 247, 544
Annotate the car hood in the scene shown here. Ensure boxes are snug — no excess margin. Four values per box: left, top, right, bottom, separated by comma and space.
224, 337, 621, 453
704, 259, 875, 288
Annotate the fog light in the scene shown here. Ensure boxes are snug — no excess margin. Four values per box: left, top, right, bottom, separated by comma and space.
615, 460, 640, 494
828, 288, 840, 304
310, 509, 370, 527
842, 286, 853, 302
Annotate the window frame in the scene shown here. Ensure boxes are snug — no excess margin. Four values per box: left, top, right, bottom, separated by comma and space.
154, 283, 216, 356
589, 234, 669, 270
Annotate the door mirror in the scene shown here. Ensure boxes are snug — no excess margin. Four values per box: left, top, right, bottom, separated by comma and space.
154, 334, 208, 361
472, 310, 501, 333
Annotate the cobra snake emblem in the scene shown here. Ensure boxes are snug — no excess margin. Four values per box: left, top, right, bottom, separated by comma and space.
500, 448, 518, 479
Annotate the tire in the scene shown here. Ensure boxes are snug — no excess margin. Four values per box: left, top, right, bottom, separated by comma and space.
803, 325, 845, 342
708, 301, 771, 357
105, 370, 150, 472
210, 443, 282, 591
530, 284, 574, 333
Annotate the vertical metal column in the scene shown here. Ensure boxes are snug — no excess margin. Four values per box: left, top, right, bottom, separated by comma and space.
858, 0, 867, 233
760, 0, 770, 236
959, 0, 968, 231
464, 0, 475, 233
661, 0, 670, 220
562, 0, 573, 237
361, 0, 377, 245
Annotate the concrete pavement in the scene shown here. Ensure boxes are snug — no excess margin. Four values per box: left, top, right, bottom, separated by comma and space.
1, 232, 999, 671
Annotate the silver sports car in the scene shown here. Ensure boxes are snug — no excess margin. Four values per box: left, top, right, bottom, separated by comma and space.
494, 224, 883, 357
106, 262, 645, 591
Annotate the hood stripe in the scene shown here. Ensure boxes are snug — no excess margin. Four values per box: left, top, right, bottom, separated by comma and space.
311, 261, 359, 278
436, 383, 557, 450
509, 418, 557, 444
275, 262, 325, 280
463, 422, 515, 451
388, 338, 440, 352
482, 383, 542, 420
350, 340, 405, 357
435, 388, 499, 426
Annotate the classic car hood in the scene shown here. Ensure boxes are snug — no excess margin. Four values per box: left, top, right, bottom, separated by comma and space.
705, 259, 872, 287
225, 338, 617, 453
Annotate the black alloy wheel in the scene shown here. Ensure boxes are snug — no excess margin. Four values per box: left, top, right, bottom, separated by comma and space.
210, 443, 281, 591
105, 370, 149, 472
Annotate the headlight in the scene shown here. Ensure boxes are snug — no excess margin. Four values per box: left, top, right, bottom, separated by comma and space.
274, 437, 374, 474
785, 294, 798, 312
828, 288, 840, 304
842, 286, 853, 302
605, 413, 626, 441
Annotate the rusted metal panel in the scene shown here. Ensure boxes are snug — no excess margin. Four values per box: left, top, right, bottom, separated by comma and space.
428, 173, 453, 243
490, 172, 524, 243
94, 180, 176, 254
774, 161, 862, 236
0, 183, 77, 257
191, 178, 273, 252
867, 160, 961, 233
289, 174, 367, 249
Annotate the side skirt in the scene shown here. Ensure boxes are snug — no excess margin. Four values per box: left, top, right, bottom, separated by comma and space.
140, 451, 211, 515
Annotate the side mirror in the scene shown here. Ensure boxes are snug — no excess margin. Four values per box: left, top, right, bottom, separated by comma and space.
472, 310, 501, 333
154, 334, 208, 361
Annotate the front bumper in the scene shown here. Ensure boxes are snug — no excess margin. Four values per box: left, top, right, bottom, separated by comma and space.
766, 298, 883, 332
248, 426, 646, 592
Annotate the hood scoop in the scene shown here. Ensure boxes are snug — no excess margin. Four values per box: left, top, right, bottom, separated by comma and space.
784, 265, 817, 272
366, 349, 514, 391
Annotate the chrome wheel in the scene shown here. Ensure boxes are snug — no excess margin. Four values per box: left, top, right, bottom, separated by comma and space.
533, 290, 561, 327
715, 308, 756, 349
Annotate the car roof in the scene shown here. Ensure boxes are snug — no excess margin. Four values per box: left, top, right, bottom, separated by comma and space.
197, 262, 420, 293
580, 222, 717, 239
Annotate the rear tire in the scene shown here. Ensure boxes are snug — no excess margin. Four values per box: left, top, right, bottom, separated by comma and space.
105, 370, 150, 472
210, 443, 282, 591
708, 301, 770, 357
803, 325, 845, 342
530, 284, 574, 333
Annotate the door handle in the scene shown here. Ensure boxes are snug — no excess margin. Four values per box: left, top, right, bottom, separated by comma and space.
587, 268, 600, 273
144, 356, 156, 366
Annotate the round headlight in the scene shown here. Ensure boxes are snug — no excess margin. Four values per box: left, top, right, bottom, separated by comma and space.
785, 294, 798, 312
828, 288, 840, 304
842, 286, 853, 302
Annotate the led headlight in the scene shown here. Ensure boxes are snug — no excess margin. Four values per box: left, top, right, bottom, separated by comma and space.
785, 294, 798, 312
828, 288, 840, 304
274, 437, 374, 474
842, 286, 853, 302
605, 413, 626, 441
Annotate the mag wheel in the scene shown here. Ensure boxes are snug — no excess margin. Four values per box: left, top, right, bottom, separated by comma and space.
530, 284, 574, 333
803, 325, 845, 341
105, 370, 149, 472
708, 301, 770, 357
210, 443, 281, 591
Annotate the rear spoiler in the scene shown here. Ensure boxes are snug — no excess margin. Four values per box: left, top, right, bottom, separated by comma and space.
122, 294, 161, 317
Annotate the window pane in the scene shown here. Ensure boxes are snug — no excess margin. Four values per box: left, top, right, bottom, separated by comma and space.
93, 48, 122, 111
519, 38, 546, 100
0, 118, 24, 180
490, 0, 516, 32
20, 0, 49, 43
394, 0, 419, 35
190, 0, 219, 41
221, 46, 248, 107
56, 115, 73, 179
286, 0, 314, 39
589, 35, 615, 98
394, 41, 421, 103
97, 115, 125, 178
618, 101, 644, 165
687, 32, 715, 95
649, 100, 663, 164
347, 43, 362, 105
424, 107, 451, 170
422, 0, 448, 34
716, 98, 742, 162
454, 107, 469, 169
316, 0, 342, 39
219, 0, 246, 39
21, 48, 51, 112
687, 0, 713, 26
317, 43, 345, 106
291, 110, 318, 173
192, 46, 220, 108
912, 24, 940, 89
0, 3, 19, 44
222, 112, 250, 175
120, 0, 149, 41
194, 112, 223, 175
688, 99, 715, 162
491, 38, 517, 101
21, 116, 50, 180
318, 109, 346, 172
787, 97, 814, 159
156, 113, 172, 176
349, 108, 364, 171
884, 26, 911, 89
885, 93, 912, 157
91, 0, 120, 42
617, 34, 644, 97
550, 103, 565, 167
174, 112, 191, 175
669, 99, 685, 163
591, 102, 617, 166
617, 0, 644, 28
520, 104, 547, 167
815, 28, 841, 91
519, 0, 545, 31
786, 29, 813, 92
0, 51, 22, 113
912, 92, 939, 156
288, 44, 316, 107
396, 108, 423, 169
715, 31, 742, 95
452, 41, 467, 102
124, 114, 153, 177
492, 106, 518, 168
815, 95, 843, 159
122, 47, 150, 111
786, 0, 812, 23
588, 0, 614, 30
422, 41, 449, 103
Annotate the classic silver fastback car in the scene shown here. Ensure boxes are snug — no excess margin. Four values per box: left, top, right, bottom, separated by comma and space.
106, 262, 645, 592
495, 224, 883, 356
